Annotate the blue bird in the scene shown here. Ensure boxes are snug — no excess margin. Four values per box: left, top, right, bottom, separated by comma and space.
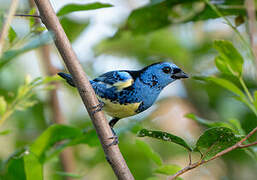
58, 62, 188, 145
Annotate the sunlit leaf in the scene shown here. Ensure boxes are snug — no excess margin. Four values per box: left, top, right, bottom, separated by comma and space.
254, 90, 257, 110
23, 151, 43, 180
196, 76, 246, 99
155, 164, 181, 175
41, 75, 61, 84
8, 27, 17, 44
28, 8, 37, 30
16, 100, 37, 111
57, 2, 113, 16
135, 139, 163, 166
60, 17, 89, 43
214, 40, 244, 77
215, 56, 231, 75
0, 32, 53, 70
138, 129, 192, 151
0, 96, 7, 115
0, 129, 11, 135
55, 171, 83, 178
195, 127, 242, 160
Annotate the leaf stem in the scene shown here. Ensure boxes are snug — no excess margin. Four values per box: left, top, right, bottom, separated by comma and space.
168, 126, 257, 180
239, 76, 254, 103
204, 0, 255, 61
239, 141, 257, 148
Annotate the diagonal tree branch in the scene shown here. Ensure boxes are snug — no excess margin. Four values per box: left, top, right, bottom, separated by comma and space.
33, 0, 134, 179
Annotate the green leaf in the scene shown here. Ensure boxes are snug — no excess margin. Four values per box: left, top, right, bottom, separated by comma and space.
155, 164, 181, 175
30, 124, 83, 162
16, 100, 37, 111
195, 127, 242, 160
186, 113, 234, 129
3, 155, 26, 180
213, 40, 244, 77
137, 129, 192, 151
23, 152, 43, 180
117, 0, 246, 34
254, 90, 257, 110
8, 27, 17, 44
0, 32, 53, 70
0, 96, 7, 115
55, 171, 83, 178
215, 56, 231, 75
0, 129, 11, 135
135, 139, 163, 166
186, 114, 244, 135
205, 77, 246, 98
120, 1, 173, 34
146, 177, 159, 180
95, 29, 189, 62
57, 2, 113, 16
1, 149, 42, 180
41, 75, 61, 84
28, 8, 37, 30
228, 118, 245, 135
39, 129, 99, 163
60, 17, 89, 43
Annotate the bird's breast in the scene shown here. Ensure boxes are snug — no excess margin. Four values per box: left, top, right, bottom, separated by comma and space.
98, 96, 141, 118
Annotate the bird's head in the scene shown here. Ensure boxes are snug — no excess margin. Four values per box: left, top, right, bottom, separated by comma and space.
139, 62, 188, 89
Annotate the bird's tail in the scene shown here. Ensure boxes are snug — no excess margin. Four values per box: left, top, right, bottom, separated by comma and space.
58, 72, 76, 87
58, 72, 94, 87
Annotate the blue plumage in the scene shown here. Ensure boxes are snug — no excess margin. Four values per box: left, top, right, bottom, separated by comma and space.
58, 62, 188, 128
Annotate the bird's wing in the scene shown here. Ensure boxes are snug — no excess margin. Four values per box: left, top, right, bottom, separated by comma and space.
93, 71, 134, 90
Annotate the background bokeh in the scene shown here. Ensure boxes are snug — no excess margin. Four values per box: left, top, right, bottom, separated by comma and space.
0, 0, 257, 180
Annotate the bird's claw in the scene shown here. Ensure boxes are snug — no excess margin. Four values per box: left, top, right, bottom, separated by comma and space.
91, 102, 104, 114
107, 135, 119, 146
107, 127, 119, 147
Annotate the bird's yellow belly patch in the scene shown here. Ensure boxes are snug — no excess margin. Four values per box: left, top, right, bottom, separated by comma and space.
98, 97, 141, 118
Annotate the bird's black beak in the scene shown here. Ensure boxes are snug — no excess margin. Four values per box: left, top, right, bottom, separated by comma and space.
171, 70, 189, 79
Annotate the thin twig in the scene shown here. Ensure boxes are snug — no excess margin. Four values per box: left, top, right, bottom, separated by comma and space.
239, 141, 257, 148
33, 0, 134, 179
204, 0, 255, 61
245, 0, 257, 66
14, 14, 41, 18
168, 126, 257, 180
0, 0, 19, 56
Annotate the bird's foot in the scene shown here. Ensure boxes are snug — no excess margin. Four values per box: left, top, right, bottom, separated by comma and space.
91, 102, 104, 114
107, 128, 119, 147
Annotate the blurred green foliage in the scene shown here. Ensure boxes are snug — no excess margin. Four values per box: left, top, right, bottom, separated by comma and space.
0, 0, 257, 180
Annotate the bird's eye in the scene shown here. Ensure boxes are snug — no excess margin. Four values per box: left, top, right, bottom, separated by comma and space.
162, 66, 171, 74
